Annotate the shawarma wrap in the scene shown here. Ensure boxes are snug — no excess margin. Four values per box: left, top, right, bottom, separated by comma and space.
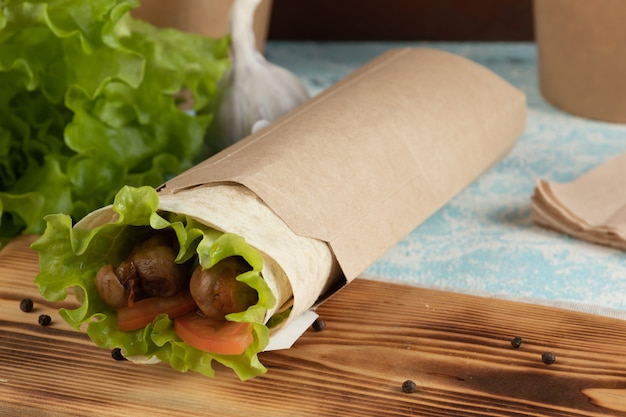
33, 48, 526, 380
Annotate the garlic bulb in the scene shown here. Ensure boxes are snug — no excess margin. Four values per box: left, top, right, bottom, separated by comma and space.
211, 0, 310, 148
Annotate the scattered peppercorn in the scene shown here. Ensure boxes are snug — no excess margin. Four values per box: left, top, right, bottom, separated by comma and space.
511, 336, 523, 349
312, 318, 326, 332
541, 351, 556, 365
19, 298, 34, 313
38, 314, 52, 326
111, 348, 126, 361
402, 379, 417, 393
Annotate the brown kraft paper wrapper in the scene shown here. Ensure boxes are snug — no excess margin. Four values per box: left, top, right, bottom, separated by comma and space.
157, 47, 527, 306
534, 0, 626, 123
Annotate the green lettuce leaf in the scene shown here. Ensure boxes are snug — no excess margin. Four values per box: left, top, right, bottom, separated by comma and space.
0, 0, 230, 243
32, 185, 276, 380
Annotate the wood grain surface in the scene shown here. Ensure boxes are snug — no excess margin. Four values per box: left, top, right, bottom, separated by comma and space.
2, 235, 626, 416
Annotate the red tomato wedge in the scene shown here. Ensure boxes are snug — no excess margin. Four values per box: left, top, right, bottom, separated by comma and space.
174, 312, 254, 355
116, 290, 197, 332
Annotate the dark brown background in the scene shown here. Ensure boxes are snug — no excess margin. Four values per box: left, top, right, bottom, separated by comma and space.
268, 0, 534, 41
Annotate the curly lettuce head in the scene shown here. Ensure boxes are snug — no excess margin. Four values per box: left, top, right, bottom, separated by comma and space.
0, 0, 230, 243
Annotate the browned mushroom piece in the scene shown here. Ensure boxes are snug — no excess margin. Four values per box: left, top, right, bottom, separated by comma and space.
131, 244, 189, 298
95, 264, 129, 309
95, 231, 190, 307
189, 256, 258, 319
115, 259, 137, 283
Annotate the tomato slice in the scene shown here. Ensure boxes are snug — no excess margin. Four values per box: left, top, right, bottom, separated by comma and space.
116, 290, 197, 332
174, 312, 253, 355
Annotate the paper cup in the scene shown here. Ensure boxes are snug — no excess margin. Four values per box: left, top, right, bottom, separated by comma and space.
131, 0, 273, 52
534, 0, 626, 122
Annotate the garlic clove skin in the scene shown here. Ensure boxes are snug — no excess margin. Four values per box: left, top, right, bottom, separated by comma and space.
251, 119, 270, 133
211, 0, 309, 148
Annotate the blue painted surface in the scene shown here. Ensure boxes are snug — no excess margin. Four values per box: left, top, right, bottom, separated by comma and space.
265, 42, 626, 315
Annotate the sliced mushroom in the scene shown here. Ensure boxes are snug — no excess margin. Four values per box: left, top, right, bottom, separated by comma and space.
95, 264, 129, 309
131, 245, 188, 298
95, 231, 189, 306
189, 256, 258, 319
115, 260, 136, 284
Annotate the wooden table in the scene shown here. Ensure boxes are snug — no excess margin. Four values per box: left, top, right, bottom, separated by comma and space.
2, 236, 626, 416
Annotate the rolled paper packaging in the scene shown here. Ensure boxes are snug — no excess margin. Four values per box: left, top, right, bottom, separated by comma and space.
78, 47, 527, 338
534, 0, 626, 123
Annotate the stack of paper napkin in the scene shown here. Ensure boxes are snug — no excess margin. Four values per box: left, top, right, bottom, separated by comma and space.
532, 152, 626, 249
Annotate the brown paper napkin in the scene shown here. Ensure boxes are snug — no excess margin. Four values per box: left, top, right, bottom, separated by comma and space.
532, 151, 626, 249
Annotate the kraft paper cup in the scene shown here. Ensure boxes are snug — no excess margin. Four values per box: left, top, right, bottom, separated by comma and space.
131, 0, 272, 52
534, 0, 626, 123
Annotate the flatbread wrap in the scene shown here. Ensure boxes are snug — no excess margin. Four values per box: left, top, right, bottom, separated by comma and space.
33, 48, 526, 380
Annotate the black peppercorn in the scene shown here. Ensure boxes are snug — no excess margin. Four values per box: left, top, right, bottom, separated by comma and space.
111, 348, 126, 361
511, 336, 523, 349
38, 314, 52, 326
402, 379, 417, 393
541, 351, 556, 365
19, 298, 34, 313
312, 318, 326, 332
